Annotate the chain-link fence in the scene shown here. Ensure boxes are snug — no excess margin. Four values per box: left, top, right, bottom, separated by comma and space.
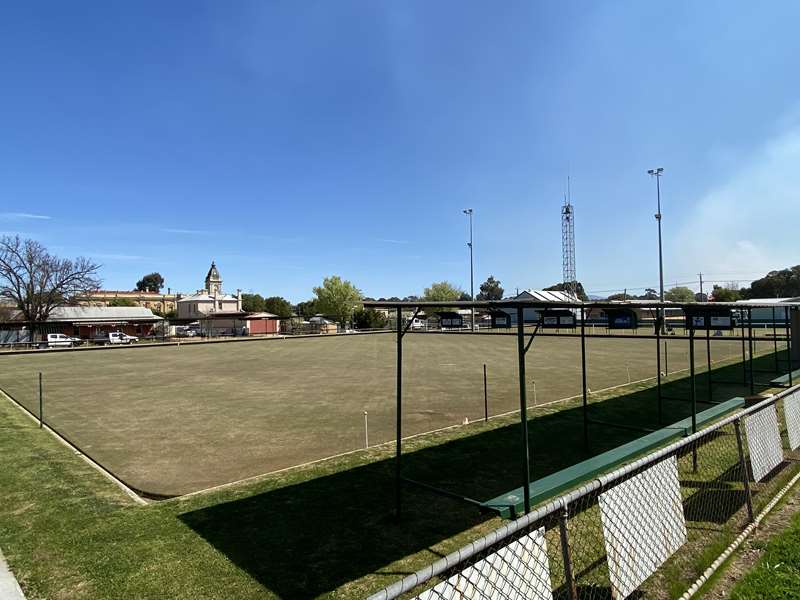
369, 386, 800, 600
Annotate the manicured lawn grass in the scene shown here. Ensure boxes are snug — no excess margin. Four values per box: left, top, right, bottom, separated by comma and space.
0, 348, 791, 599
0, 331, 761, 496
729, 506, 800, 599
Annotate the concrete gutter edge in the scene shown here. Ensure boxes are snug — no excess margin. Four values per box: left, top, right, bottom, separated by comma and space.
0, 548, 26, 600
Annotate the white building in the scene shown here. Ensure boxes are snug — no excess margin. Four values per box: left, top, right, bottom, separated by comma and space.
176, 261, 242, 320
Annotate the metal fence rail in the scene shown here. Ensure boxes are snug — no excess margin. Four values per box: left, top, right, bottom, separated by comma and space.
368, 386, 800, 600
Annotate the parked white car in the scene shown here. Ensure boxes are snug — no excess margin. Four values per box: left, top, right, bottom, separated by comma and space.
42, 333, 81, 348
97, 331, 139, 345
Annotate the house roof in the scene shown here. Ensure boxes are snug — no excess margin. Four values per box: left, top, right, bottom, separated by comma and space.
513, 289, 578, 303
736, 297, 800, 304
48, 306, 163, 322
177, 293, 238, 303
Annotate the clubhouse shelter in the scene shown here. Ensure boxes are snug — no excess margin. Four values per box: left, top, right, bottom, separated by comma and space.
364, 297, 800, 519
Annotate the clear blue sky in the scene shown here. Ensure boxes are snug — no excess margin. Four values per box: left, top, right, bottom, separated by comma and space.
2, 2, 800, 301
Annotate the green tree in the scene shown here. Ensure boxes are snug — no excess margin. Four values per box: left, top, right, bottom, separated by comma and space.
136, 272, 164, 293
0, 236, 101, 340
241, 293, 265, 313
108, 298, 137, 307
296, 299, 319, 319
422, 281, 463, 314
639, 288, 659, 300
477, 275, 504, 301
352, 307, 388, 329
664, 286, 696, 303
711, 285, 741, 302
740, 266, 800, 299
263, 296, 293, 318
313, 276, 362, 326
606, 292, 628, 301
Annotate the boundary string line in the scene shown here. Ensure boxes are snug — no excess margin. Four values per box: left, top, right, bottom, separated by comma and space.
0, 388, 147, 506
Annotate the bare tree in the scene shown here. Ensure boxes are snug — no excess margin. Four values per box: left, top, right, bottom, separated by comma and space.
0, 236, 101, 338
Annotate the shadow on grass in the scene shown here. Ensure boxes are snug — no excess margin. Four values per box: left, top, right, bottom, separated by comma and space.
178, 351, 786, 599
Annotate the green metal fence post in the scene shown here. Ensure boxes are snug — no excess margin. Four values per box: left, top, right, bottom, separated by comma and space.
395, 306, 403, 518
748, 308, 755, 395
580, 307, 589, 452
516, 306, 531, 514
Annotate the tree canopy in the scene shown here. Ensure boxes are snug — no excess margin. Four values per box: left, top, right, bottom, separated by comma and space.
313, 276, 362, 325
477, 275, 504, 300
0, 236, 101, 333
136, 272, 164, 293
422, 281, 463, 314
740, 266, 800, 299
241, 293, 265, 313
664, 286, 696, 303
710, 285, 742, 303
263, 296, 292, 318
353, 307, 388, 329
296, 299, 319, 319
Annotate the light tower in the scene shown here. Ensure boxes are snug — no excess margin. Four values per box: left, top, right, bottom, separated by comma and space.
561, 194, 577, 300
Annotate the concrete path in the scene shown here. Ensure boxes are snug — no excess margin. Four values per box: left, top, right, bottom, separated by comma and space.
0, 549, 25, 600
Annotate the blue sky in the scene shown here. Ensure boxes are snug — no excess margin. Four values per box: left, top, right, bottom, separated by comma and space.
2, 2, 800, 301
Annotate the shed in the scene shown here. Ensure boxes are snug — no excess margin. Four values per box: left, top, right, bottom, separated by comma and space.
437, 311, 464, 329
684, 307, 734, 330
604, 307, 638, 329
540, 309, 576, 329
489, 310, 511, 328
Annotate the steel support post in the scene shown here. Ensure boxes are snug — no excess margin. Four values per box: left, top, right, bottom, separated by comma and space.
706, 319, 712, 405
690, 327, 698, 472
734, 418, 755, 523
656, 310, 663, 425
741, 315, 747, 386
516, 306, 531, 514
748, 308, 755, 395
395, 306, 403, 518
558, 507, 579, 600
773, 307, 779, 373
787, 307, 794, 387
580, 307, 589, 452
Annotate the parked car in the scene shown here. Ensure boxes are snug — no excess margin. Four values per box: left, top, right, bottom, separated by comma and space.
96, 331, 139, 345
41, 333, 81, 348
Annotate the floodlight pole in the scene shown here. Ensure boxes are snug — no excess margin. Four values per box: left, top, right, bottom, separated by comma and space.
648, 167, 666, 334
464, 209, 475, 331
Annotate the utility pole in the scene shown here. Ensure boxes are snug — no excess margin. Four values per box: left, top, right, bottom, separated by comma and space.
648, 167, 665, 332
463, 208, 475, 331
698, 273, 704, 300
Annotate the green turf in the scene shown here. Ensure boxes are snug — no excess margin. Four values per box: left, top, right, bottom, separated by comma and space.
0, 348, 794, 599
728, 503, 800, 599
0, 330, 773, 496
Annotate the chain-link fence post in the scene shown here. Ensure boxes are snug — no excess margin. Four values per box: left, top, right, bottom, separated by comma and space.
733, 417, 754, 523
557, 505, 578, 600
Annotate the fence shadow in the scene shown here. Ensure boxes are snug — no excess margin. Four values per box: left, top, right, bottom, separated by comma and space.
178, 351, 782, 599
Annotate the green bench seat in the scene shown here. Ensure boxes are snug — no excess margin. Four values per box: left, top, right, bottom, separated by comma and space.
481, 397, 745, 518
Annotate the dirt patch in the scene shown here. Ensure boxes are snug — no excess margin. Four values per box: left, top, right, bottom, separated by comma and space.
701, 481, 800, 599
